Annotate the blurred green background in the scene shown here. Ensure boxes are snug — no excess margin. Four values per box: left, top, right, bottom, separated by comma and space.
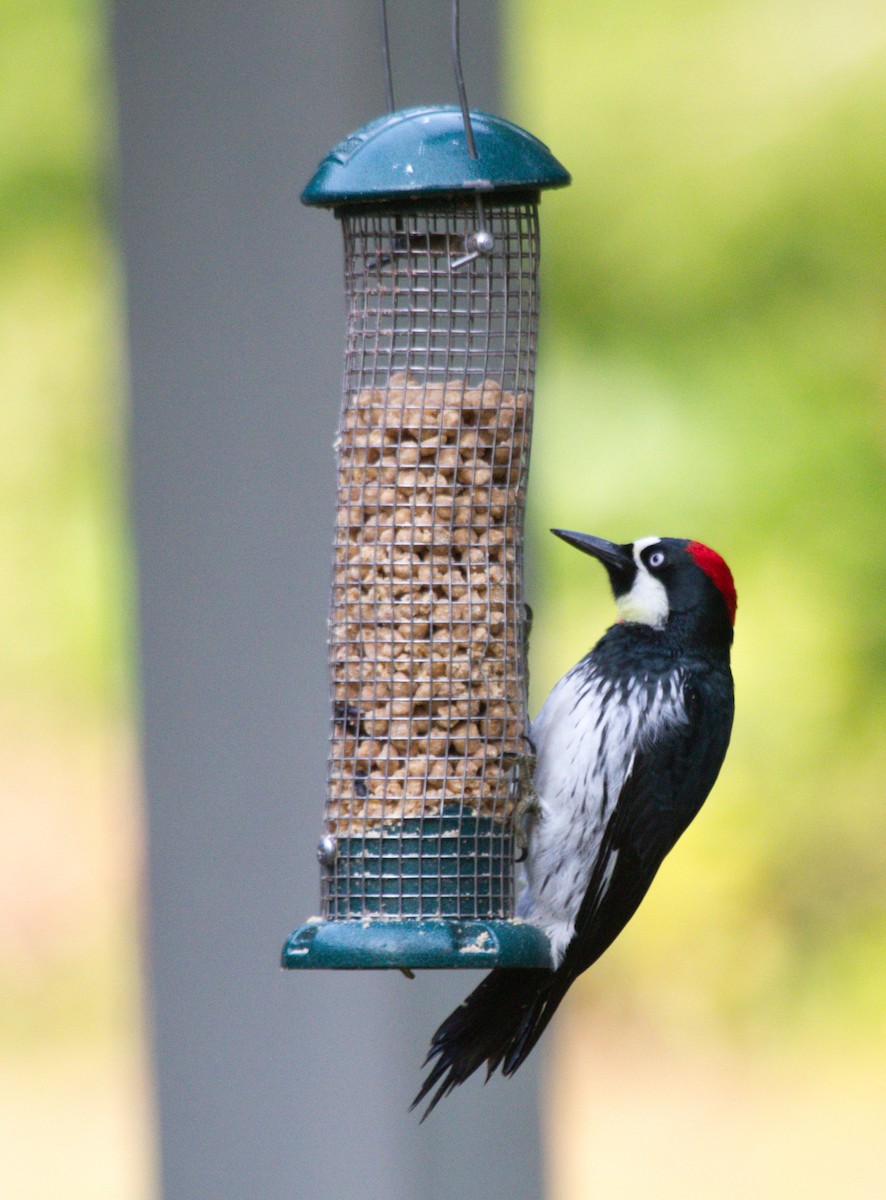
1, 0, 883, 1196
511, 0, 886, 1044
0, 1, 146, 1197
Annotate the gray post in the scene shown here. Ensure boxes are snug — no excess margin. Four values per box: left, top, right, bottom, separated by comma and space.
113, 3, 544, 1197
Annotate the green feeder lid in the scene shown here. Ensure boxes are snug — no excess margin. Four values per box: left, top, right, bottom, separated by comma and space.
302, 105, 570, 207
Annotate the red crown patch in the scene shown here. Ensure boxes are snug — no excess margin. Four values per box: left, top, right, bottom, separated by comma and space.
686, 542, 737, 625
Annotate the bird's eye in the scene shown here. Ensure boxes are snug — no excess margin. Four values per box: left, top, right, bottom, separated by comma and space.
647, 550, 665, 569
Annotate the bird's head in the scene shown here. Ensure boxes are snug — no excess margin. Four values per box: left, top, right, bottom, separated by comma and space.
552, 530, 737, 646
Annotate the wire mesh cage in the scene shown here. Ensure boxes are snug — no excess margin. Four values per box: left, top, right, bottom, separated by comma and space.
284, 107, 569, 968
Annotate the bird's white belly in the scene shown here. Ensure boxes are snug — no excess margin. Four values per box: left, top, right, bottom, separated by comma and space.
519, 665, 685, 965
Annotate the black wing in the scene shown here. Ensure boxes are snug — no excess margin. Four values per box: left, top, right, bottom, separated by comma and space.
486, 678, 733, 1076
560, 679, 733, 981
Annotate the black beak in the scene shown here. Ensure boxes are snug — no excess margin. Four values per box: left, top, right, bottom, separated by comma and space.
551, 530, 633, 570
551, 530, 636, 591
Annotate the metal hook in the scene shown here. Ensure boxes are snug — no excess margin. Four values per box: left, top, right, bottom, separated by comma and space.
450, 196, 494, 270
448, 2, 491, 270
450, 229, 494, 270
380, 0, 395, 111
451, 0, 478, 159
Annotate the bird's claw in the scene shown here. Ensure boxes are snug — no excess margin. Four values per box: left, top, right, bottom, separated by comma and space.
506, 736, 540, 862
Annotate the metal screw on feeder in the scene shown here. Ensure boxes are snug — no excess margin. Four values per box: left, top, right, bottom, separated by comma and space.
283, 4, 570, 971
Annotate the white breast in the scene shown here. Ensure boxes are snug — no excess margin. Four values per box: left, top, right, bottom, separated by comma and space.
519, 663, 686, 966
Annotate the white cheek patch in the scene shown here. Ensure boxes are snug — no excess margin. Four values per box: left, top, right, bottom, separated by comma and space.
615, 537, 669, 627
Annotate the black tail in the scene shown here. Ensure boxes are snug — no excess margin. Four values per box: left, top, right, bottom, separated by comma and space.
412, 966, 569, 1119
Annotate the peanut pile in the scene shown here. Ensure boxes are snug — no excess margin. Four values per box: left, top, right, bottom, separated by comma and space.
327, 372, 529, 834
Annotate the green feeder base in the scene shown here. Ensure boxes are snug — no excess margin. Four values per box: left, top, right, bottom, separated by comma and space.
281, 917, 552, 970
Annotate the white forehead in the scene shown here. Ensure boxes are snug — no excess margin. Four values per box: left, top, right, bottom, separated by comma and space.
617, 537, 668, 628
632, 536, 663, 566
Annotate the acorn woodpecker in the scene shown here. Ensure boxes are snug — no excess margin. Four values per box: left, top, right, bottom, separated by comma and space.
413, 531, 736, 1118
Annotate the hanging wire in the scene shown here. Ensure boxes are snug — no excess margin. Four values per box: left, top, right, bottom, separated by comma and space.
379, 0, 395, 111
451, 0, 478, 159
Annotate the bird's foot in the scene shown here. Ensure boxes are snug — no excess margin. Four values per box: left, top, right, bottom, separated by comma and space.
506, 734, 539, 862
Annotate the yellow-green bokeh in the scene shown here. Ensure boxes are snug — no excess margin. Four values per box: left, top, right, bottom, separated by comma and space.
0, 0, 127, 724
0, 4, 145, 1197
508, 0, 886, 1044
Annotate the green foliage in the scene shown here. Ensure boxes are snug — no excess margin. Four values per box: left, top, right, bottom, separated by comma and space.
508, 0, 886, 1038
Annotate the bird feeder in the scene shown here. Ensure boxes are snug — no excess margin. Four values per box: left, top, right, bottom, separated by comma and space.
283, 104, 569, 970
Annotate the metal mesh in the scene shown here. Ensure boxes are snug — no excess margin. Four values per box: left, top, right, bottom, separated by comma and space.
323, 198, 540, 920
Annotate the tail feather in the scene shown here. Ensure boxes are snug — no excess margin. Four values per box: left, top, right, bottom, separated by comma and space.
412, 966, 569, 1120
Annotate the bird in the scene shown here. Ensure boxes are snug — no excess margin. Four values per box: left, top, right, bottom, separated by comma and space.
413, 530, 737, 1118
